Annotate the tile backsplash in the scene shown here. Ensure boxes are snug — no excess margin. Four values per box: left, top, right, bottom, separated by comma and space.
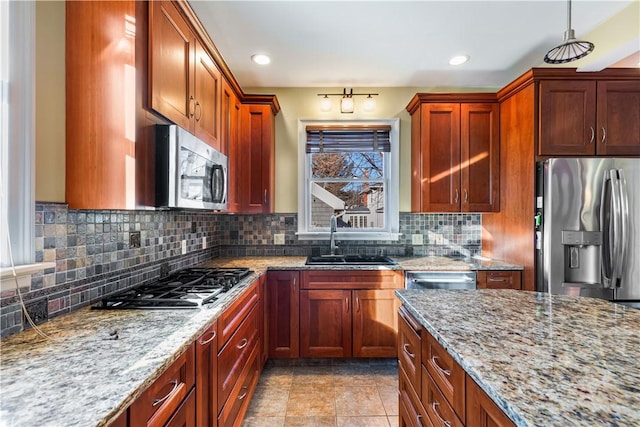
1, 204, 481, 337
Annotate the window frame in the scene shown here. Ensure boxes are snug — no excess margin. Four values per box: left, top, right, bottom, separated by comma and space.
297, 118, 400, 241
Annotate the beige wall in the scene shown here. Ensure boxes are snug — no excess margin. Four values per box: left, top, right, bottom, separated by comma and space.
244, 87, 495, 213
35, 1, 65, 202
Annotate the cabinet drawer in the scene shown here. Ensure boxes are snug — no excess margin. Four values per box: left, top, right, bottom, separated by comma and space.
165, 388, 196, 427
218, 305, 259, 409
218, 280, 259, 350
422, 332, 465, 420
218, 343, 260, 427
400, 364, 432, 427
422, 366, 464, 427
477, 270, 521, 290
398, 306, 422, 393
130, 344, 195, 427
301, 270, 403, 289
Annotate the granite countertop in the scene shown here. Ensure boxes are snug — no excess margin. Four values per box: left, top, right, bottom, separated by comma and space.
203, 255, 523, 271
396, 289, 640, 426
0, 272, 262, 427
0, 255, 522, 426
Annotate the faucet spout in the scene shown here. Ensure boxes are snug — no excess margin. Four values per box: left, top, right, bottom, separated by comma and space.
329, 214, 338, 255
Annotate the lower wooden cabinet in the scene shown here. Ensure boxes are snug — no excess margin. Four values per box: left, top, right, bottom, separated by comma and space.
299, 270, 403, 358
267, 271, 300, 358
195, 322, 218, 427
476, 270, 522, 290
217, 343, 260, 427
130, 345, 196, 427
398, 306, 516, 427
166, 389, 196, 427
466, 376, 515, 427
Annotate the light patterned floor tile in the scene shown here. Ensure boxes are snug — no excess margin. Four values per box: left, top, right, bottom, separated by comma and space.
334, 386, 386, 416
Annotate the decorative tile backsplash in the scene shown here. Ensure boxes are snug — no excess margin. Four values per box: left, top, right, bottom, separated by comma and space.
1, 204, 481, 337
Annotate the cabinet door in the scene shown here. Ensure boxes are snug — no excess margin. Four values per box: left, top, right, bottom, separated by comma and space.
195, 323, 217, 427
222, 79, 242, 212
257, 274, 268, 369
300, 289, 352, 358
398, 307, 421, 393
418, 104, 461, 212
465, 376, 515, 427
149, 0, 194, 130
539, 80, 597, 155
461, 103, 499, 212
165, 389, 196, 427
477, 270, 522, 290
193, 39, 221, 150
267, 271, 300, 358
239, 104, 275, 213
596, 80, 640, 156
352, 289, 400, 358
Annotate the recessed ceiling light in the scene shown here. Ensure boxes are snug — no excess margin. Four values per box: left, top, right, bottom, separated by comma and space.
251, 54, 271, 65
449, 55, 469, 66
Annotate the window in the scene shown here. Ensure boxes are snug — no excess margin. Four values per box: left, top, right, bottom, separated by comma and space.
297, 119, 399, 240
1, 1, 35, 268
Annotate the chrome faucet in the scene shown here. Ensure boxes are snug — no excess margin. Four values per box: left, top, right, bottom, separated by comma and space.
329, 214, 338, 255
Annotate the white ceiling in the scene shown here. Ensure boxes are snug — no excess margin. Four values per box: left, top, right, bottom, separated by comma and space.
189, 0, 639, 89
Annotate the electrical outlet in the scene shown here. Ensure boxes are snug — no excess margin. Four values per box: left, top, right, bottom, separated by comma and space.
129, 231, 141, 248
435, 234, 444, 245
274, 234, 285, 245
411, 234, 423, 245
202, 237, 207, 249
181, 239, 187, 254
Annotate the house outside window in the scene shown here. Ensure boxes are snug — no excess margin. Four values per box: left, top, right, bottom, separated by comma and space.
297, 119, 400, 241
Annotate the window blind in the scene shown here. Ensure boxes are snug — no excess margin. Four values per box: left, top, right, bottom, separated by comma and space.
306, 125, 391, 153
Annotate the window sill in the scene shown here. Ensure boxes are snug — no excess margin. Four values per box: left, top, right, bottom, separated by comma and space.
0, 262, 55, 292
296, 232, 402, 241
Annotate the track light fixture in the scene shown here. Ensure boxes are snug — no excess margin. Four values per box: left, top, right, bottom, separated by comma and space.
316, 88, 379, 113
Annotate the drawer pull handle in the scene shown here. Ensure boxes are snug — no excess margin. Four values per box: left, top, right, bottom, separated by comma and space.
199, 330, 217, 345
416, 414, 423, 426
431, 356, 451, 376
589, 126, 595, 144
238, 386, 249, 401
431, 401, 452, 427
488, 277, 508, 283
237, 338, 248, 350
152, 380, 179, 407
601, 127, 606, 144
403, 343, 415, 359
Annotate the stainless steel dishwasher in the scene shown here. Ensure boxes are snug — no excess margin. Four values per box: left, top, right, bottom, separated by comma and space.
405, 271, 477, 290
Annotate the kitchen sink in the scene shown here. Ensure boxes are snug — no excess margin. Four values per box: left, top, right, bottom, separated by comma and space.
305, 254, 397, 266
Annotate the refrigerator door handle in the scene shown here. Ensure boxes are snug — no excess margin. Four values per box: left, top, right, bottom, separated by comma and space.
610, 170, 623, 288
616, 169, 629, 288
600, 170, 616, 288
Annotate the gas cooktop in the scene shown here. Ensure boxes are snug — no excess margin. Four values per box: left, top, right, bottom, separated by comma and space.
93, 267, 252, 309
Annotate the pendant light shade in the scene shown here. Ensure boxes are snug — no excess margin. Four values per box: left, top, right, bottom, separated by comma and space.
544, 0, 594, 64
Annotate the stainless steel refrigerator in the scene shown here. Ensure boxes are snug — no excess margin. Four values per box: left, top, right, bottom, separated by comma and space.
536, 157, 640, 308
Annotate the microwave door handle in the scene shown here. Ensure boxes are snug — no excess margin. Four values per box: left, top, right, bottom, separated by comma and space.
600, 170, 615, 288
221, 165, 228, 204
211, 165, 225, 204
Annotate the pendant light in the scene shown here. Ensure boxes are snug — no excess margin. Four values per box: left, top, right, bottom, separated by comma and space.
544, 0, 594, 64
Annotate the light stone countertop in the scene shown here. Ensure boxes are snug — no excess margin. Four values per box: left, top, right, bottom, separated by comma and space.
0, 255, 521, 426
396, 289, 640, 426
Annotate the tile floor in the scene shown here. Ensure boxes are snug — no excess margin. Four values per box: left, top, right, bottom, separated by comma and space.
242, 359, 399, 427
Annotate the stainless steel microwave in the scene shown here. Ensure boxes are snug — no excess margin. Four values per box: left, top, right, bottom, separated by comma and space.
155, 125, 228, 210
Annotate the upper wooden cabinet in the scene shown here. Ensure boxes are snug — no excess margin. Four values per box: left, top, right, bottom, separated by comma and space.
238, 103, 276, 213
407, 94, 500, 213
539, 79, 640, 156
149, 0, 222, 150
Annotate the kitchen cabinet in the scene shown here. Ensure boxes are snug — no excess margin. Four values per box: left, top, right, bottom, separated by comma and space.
407, 94, 499, 213
166, 389, 196, 427
267, 271, 300, 358
539, 80, 640, 156
65, 0, 140, 209
466, 376, 515, 427
149, 0, 222, 150
222, 78, 242, 212
129, 344, 196, 427
195, 322, 218, 427
398, 307, 515, 427
299, 270, 403, 358
257, 274, 268, 369
216, 279, 259, 427
237, 103, 276, 213
476, 270, 521, 290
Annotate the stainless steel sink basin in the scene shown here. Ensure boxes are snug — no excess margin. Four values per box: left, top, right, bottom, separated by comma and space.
305, 254, 397, 266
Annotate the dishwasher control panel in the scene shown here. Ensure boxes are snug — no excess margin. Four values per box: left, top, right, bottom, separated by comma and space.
405, 271, 477, 290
